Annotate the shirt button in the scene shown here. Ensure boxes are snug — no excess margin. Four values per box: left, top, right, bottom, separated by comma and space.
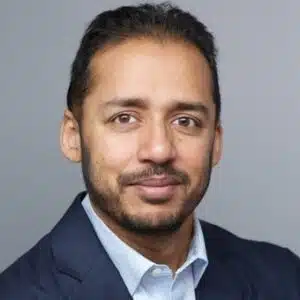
151, 267, 163, 277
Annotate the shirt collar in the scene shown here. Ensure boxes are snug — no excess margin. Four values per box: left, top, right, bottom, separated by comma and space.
82, 194, 208, 295
183, 216, 209, 287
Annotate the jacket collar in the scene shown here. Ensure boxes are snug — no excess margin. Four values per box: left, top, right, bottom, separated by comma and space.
50, 192, 252, 300
50, 191, 132, 300
195, 221, 254, 299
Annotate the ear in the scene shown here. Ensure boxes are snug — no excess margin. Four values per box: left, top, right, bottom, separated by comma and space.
212, 123, 223, 167
60, 109, 82, 162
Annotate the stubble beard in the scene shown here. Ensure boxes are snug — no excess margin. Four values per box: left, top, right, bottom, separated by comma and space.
81, 143, 213, 237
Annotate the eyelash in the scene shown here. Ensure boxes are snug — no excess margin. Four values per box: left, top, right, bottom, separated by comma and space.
111, 113, 138, 124
173, 116, 202, 127
109, 113, 202, 128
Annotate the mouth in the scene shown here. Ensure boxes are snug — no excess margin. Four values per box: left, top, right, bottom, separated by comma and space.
128, 176, 182, 202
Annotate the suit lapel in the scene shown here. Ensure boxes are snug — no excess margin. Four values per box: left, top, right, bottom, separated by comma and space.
72, 258, 133, 300
51, 192, 132, 300
195, 258, 251, 300
195, 221, 255, 300
50, 193, 255, 300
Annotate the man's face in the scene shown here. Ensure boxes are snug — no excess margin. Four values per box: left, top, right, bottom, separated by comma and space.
61, 38, 222, 234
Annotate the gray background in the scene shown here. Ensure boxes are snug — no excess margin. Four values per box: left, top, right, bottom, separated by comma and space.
0, 0, 299, 271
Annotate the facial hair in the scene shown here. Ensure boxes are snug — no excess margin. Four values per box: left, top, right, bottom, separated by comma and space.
80, 141, 213, 236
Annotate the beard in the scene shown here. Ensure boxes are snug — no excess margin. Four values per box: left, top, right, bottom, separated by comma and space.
80, 142, 213, 236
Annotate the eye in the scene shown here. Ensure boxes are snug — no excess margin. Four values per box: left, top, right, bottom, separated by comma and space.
173, 116, 199, 127
113, 113, 137, 124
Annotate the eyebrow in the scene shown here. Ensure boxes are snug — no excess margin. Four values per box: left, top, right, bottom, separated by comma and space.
104, 97, 148, 109
104, 97, 210, 117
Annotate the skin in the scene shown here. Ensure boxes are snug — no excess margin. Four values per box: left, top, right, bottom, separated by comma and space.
60, 37, 223, 272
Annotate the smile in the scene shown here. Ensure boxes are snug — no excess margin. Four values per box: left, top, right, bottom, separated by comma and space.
129, 176, 181, 201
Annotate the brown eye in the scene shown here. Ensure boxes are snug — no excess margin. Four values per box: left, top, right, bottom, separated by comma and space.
173, 117, 197, 127
114, 114, 136, 124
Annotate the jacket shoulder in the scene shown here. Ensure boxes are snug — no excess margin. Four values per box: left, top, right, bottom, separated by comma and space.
0, 234, 61, 299
201, 219, 297, 258
200, 220, 300, 297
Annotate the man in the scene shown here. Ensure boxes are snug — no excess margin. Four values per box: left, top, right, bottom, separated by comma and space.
0, 2, 299, 299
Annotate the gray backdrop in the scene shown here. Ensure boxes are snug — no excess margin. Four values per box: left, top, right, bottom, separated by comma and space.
0, 0, 299, 271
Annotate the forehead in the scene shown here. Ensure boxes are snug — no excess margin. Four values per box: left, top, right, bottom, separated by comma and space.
87, 38, 214, 110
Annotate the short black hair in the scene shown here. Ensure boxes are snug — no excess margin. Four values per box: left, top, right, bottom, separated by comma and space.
67, 2, 221, 123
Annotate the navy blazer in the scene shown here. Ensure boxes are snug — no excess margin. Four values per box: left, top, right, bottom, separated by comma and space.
1, 192, 299, 299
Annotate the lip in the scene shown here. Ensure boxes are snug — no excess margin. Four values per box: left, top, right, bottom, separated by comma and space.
129, 176, 181, 201
130, 176, 180, 187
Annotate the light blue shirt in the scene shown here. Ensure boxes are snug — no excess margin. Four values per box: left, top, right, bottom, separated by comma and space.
82, 195, 208, 300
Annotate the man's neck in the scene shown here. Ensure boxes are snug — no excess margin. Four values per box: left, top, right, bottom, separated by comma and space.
94, 208, 194, 273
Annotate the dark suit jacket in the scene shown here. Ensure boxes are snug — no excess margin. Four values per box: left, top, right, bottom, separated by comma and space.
0, 192, 299, 299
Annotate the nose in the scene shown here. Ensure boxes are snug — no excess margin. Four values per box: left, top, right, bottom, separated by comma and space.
137, 122, 177, 164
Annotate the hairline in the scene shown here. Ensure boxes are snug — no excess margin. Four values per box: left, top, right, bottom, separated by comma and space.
72, 34, 218, 124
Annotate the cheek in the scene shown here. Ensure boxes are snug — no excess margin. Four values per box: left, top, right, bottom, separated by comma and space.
177, 137, 212, 176
89, 131, 137, 172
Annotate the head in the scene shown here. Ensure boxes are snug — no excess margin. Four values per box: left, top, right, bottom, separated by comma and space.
60, 2, 223, 235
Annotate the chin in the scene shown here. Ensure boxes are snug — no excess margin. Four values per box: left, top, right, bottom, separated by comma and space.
117, 208, 187, 235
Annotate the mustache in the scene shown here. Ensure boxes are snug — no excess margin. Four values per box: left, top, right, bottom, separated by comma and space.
117, 164, 190, 186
